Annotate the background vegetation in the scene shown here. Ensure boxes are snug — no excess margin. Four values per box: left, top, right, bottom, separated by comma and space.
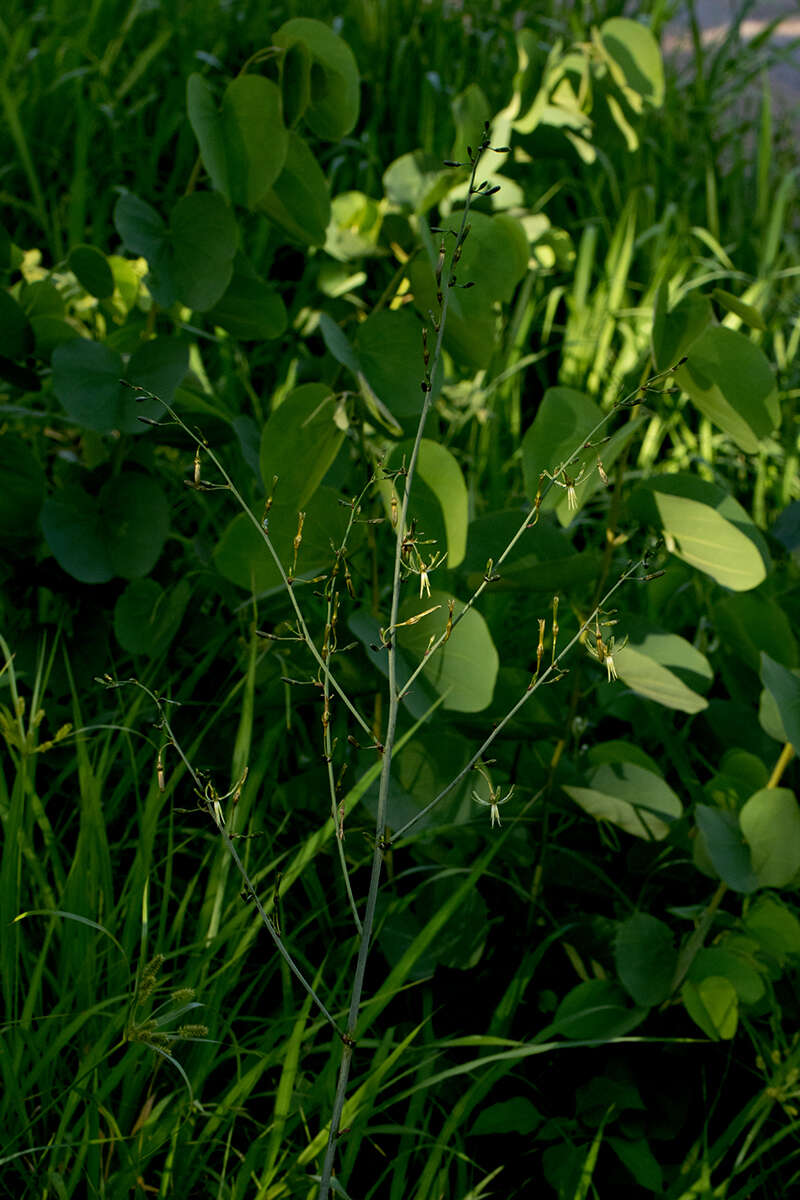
2, 0, 800, 1196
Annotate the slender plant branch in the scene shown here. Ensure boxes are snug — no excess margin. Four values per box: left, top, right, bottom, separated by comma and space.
122, 384, 377, 745
316, 128, 499, 1200
392, 554, 651, 844
396, 361, 680, 704
96, 676, 346, 1040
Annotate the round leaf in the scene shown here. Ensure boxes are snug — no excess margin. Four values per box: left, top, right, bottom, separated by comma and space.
564, 762, 682, 841
632, 474, 768, 591
0, 290, 34, 359
126, 337, 189, 410
274, 18, 359, 141
676, 326, 777, 454
258, 131, 330, 246
0, 433, 44, 539
682, 976, 738, 1040
206, 271, 288, 340
614, 913, 676, 1007
694, 804, 758, 893
396, 590, 498, 713
68, 244, 115, 299
51, 339, 126, 432
223, 75, 289, 207
100, 473, 170, 579
114, 578, 191, 657
41, 485, 113, 583
259, 383, 344, 513
169, 191, 237, 311
554, 980, 646, 1041
599, 18, 664, 110
355, 309, 440, 421
740, 787, 800, 889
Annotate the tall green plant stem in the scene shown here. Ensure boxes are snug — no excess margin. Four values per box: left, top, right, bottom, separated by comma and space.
316, 136, 492, 1200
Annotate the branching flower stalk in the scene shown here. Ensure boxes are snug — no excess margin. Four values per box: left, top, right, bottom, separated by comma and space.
391, 554, 651, 844
126, 382, 376, 748
395, 360, 679, 705
316, 127, 502, 1199
96, 676, 346, 1041
321, 478, 376, 937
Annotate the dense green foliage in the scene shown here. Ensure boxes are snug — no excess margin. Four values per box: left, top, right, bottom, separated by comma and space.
3, 1, 800, 1196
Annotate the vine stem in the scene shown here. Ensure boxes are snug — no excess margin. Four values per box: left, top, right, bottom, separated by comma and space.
316, 135, 493, 1200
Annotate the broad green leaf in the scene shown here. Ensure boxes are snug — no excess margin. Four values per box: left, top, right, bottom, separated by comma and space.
614, 913, 676, 1007
409, 210, 528, 367
0, 434, 44, 539
187, 73, 288, 208
126, 337, 189, 409
221, 75, 287, 207
214, 487, 348, 594
258, 131, 330, 245
553, 980, 646, 1040
348, 609, 439, 723
743, 895, 800, 964
274, 18, 359, 141
377, 902, 437, 980
318, 312, 360, 375
713, 594, 797, 673
740, 787, 800, 889
0, 291, 34, 359
325, 191, 383, 261
522, 387, 645, 524
450, 82, 491, 161
694, 804, 758, 893
259, 383, 344, 513
651, 286, 712, 372
206, 271, 288, 340
186, 74, 229, 195
113, 191, 166, 261
607, 1138, 663, 1193
114, 190, 238, 312
31, 315, 79, 360
461, 510, 597, 595
280, 38, 311, 127
687, 947, 765, 1006
761, 653, 800, 754
52, 339, 132, 432
682, 976, 738, 1040
612, 623, 712, 713
565, 761, 682, 841
113, 578, 191, 657
355, 308, 439, 420
383, 438, 468, 568
41, 473, 169, 583
712, 287, 766, 330
41, 485, 111, 583
99, 474, 170, 578
169, 191, 237, 311
396, 589, 498, 712
68, 244, 114, 299
521, 387, 599, 505
588, 740, 661, 773
471, 1098, 541, 1137
632, 474, 768, 591
599, 18, 664, 111
383, 151, 462, 214
676, 326, 777, 453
